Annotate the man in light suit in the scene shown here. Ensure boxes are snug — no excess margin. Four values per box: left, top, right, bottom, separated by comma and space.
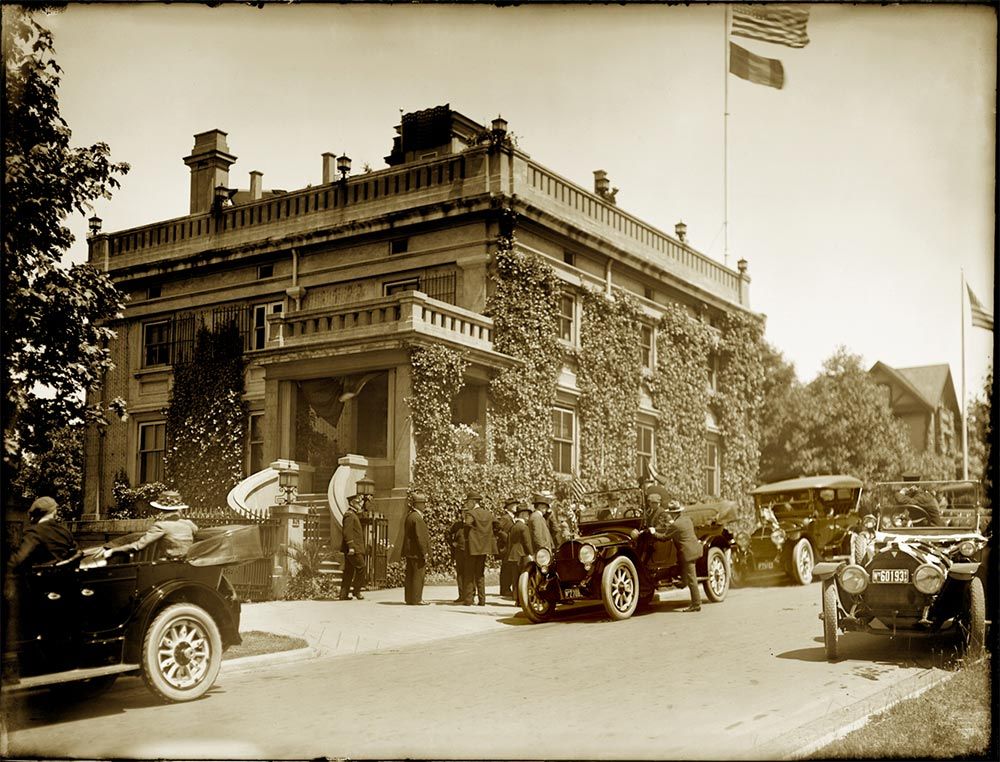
528, 492, 555, 552
650, 499, 702, 612
462, 493, 497, 606
402, 492, 431, 605
507, 505, 534, 605
339, 494, 368, 600
494, 498, 517, 598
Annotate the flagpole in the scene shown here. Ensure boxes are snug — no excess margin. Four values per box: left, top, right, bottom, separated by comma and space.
961, 269, 969, 480
723, 4, 730, 268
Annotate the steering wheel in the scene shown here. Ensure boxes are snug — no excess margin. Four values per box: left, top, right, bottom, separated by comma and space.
891, 504, 928, 527
623, 507, 643, 518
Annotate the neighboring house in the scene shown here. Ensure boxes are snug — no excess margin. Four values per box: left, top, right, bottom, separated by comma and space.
869, 362, 961, 459
83, 105, 755, 526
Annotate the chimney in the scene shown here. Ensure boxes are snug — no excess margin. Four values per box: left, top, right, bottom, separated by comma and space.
183, 130, 237, 214
322, 152, 337, 185
249, 171, 263, 201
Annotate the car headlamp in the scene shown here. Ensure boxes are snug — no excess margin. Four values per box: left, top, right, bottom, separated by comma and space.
913, 564, 944, 594
770, 527, 786, 547
735, 532, 751, 552
957, 540, 977, 558
535, 548, 552, 569
838, 564, 869, 595
578, 544, 596, 566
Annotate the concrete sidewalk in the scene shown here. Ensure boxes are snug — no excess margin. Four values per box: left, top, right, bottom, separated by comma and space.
234, 584, 528, 663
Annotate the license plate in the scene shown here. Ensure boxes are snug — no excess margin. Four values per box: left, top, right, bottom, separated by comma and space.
564, 588, 581, 599
872, 568, 909, 584
756, 560, 774, 571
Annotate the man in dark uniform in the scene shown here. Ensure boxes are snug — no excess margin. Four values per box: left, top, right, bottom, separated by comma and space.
528, 492, 555, 552
494, 498, 517, 598
650, 499, 702, 612
446, 508, 468, 604
507, 504, 534, 605
7, 497, 78, 572
339, 494, 368, 600
463, 493, 497, 606
402, 492, 431, 605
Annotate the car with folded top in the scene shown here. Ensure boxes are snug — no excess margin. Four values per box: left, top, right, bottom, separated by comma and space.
814, 479, 990, 660
2, 524, 260, 702
518, 488, 737, 622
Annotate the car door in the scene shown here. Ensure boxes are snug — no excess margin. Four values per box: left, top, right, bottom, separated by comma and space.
73, 560, 139, 667
12, 566, 83, 676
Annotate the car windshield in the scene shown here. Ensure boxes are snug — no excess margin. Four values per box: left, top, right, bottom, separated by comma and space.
578, 489, 644, 522
872, 480, 987, 532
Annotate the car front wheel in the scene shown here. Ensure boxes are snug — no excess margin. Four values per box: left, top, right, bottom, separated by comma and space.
962, 577, 986, 660
141, 602, 222, 703
788, 538, 815, 585
518, 570, 554, 623
702, 547, 730, 602
822, 581, 839, 660
601, 556, 639, 621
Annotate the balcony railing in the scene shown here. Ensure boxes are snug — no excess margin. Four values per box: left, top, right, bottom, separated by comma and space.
267, 291, 494, 352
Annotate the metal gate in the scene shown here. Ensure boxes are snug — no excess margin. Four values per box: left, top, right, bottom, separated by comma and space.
361, 512, 388, 588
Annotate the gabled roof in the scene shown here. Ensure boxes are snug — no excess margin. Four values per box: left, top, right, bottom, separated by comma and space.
869, 361, 959, 415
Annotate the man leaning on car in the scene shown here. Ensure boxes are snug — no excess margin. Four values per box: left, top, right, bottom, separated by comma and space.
649, 499, 703, 612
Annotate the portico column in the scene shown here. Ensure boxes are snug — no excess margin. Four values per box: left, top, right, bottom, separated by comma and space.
264, 378, 298, 464
391, 363, 414, 497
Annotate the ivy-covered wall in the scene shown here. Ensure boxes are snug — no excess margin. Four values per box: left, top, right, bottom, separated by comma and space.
578, 288, 642, 490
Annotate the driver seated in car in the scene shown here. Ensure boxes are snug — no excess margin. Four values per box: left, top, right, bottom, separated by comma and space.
895, 486, 943, 526
7, 496, 79, 573
104, 490, 199, 561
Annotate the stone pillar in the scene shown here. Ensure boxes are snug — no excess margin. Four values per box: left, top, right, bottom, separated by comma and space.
270, 503, 311, 599
391, 365, 414, 498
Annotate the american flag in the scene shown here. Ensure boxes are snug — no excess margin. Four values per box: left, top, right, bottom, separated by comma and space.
569, 475, 588, 502
731, 4, 810, 49
967, 285, 994, 332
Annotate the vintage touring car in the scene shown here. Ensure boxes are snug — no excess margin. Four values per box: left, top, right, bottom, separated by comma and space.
814, 480, 990, 660
2, 524, 260, 702
734, 475, 863, 585
518, 488, 738, 622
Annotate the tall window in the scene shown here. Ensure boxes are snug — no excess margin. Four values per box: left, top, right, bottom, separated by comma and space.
639, 325, 654, 369
636, 423, 655, 480
252, 303, 283, 350
704, 439, 720, 497
558, 295, 576, 344
143, 320, 171, 367
247, 413, 264, 475
138, 421, 166, 484
551, 407, 575, 474
706, 350, 719, 394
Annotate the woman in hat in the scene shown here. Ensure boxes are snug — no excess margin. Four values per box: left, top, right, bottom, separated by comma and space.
104, 490, 198, 561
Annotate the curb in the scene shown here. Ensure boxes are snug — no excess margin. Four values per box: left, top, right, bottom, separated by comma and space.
221, 646, 319, 674
750, 666, 955, 760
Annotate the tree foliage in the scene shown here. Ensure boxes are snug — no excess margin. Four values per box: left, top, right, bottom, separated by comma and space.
967, 368, 993, 498
164, 321, 248, 511
757, 342, 802, 483
2, 9, 129, 505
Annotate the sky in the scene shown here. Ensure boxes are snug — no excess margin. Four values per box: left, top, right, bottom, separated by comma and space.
41, 2, 995, 400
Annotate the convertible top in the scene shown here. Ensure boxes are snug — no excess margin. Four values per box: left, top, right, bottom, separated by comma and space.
752, 475, 862, 495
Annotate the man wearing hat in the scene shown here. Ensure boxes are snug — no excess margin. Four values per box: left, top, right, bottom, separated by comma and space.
650, 499, 702, 612
401, 492, 431, 605
7, 496, 78, 572
462, 493, 497, 606
339, 493, 368, 600
506, 503, 534, 605
528, 492, 555, 552
446, 507, 469, 603
493, 498, 517, 598
105, 490, 198, 561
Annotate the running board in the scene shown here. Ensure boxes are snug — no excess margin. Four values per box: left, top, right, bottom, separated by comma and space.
7, 663, 140, 690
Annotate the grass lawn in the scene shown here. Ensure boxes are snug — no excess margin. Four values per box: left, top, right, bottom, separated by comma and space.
816, 657, 993, 759
224, 630, 309, 661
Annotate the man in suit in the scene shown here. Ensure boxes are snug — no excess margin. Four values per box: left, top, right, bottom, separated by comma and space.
339, 494, 368, 600
402, 492, 431, 605
462, 493, 497, 606
528, 492, 555, 552
650, 499, 702, 612
494, 498, 517, 598
446, 508, 468, 604
506, 504, 534, 605
7, 497, 78, 572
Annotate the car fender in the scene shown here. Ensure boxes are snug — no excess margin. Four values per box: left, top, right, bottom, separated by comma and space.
948, 561, 981, 580
812, 561, 842, 581
123, 579, 236, 663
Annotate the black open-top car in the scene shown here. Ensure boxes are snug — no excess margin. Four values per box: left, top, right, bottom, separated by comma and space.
814, 480, 990, 661
518, 489, 737, 623
2, 524, 259, 702
735, 475, 863, 585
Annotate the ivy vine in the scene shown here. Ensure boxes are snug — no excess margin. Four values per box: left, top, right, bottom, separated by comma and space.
578, 288, 642, 490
